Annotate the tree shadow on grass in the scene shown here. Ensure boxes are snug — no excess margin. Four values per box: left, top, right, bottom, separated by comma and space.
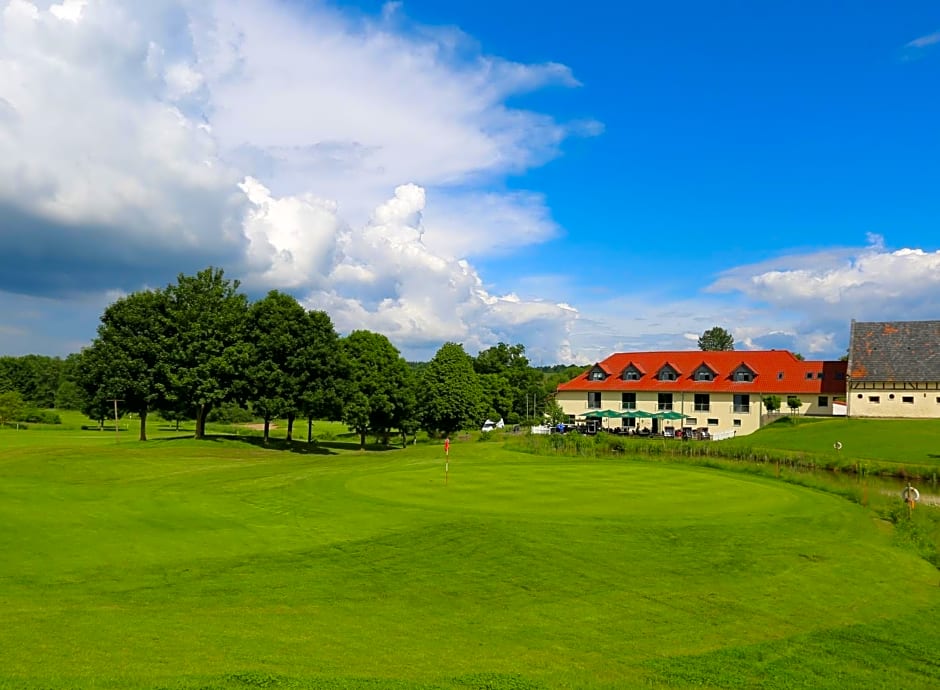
207, 434, 403, 455
148, 430, 405, 455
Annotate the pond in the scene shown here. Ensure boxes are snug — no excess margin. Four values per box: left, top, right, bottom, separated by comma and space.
780, 464, 940, 506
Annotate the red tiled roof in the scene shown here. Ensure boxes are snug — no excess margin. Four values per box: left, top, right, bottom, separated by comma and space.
557, 350, 846, 394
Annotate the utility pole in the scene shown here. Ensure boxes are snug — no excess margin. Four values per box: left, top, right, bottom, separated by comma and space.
108, 398, 123, 444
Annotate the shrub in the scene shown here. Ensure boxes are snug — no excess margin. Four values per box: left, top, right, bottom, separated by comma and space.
207, 403, 255, 424
18, 408, 61, 424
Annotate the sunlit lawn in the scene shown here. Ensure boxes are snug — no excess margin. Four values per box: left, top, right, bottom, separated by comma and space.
722, 416, 940, 469
1, 422, 939, 689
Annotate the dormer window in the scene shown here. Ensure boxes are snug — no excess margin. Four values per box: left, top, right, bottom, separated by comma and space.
733, 365, 755, 382
693, 364, 715, 382
621, 364, 643, 381
657, 364, 679, 382
588, 369, 607, 381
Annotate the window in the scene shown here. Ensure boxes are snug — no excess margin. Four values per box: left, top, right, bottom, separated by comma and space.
818, 373, 824, 380
588, 369, 606, 381
621, 393, 636, 410
657, 393, 673, 411
805, 372, 814, 379
868, 396, 880, 404
707, 418, 719, 426
733, 394, 750, 413
622, 365, 641, 380
686, 417, 698, 425
733, 419, 742, 427
902, 396, 914, 404
818, 396, 828, 407
889, 394, 895, 400
658, 367, 677, 381
622, 418, 636, 429
936, 397, 940, 404
694, 366, 713, 381
733, 367, 754, 382
835, 372, 845, 380
777, 372, 784, 380
587, 392, 601, 409
694, 393, 710, 412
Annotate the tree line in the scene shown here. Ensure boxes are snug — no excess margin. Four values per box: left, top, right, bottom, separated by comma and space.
0, 267, 588, 446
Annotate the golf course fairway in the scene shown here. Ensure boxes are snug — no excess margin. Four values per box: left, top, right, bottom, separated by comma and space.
1, 431, 938, 689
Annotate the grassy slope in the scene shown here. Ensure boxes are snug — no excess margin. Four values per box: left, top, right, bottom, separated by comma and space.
0, 425, 938, 689
721, 416, 940, 470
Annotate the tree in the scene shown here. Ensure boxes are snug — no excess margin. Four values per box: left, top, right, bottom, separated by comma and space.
787, 396, 802, 414
762, 395, 781, 414
246, 291, 308, 445
547, 401, 567, 425
0, 390, 25, 427
474, 342, 541, 423
162, 268, 250, 439
73, 346, 121, 429
295, 310, 347, 444
342, 330, 414, 449
698, 327, 735, 351
0, 355, 63, 408
87, 288, 169, 440
54, 353, 85, 410
479, 372, 514, 421
420, 342, 484, 436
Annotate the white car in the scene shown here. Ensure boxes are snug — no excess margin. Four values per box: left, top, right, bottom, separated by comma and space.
481, 418, 505, 432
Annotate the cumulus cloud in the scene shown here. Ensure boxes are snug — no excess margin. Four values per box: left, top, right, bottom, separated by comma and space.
0, 0, 596, 360
276, 183, 580, 361
705, 237, 940, 355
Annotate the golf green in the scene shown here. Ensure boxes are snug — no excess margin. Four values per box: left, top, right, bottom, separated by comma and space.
0, 433, 938, 689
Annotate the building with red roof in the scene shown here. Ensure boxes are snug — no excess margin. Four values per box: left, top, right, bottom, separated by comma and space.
555, 350, 847, 438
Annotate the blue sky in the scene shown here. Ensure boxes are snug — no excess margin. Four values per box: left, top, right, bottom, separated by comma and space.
0, 0, 938, 363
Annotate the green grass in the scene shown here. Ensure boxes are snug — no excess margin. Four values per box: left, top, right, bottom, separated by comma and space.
722, 416, 940, 470
1, 425, 939, 688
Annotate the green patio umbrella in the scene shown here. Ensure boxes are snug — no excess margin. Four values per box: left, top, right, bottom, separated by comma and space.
653, 410, 686, 420
582, 409, 622, 418
582, 409, 622, 429
621, 410, 654, 418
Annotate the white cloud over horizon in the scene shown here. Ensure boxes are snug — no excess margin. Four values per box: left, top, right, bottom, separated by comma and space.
0, 0, 592, 360
0, 0, 937, 365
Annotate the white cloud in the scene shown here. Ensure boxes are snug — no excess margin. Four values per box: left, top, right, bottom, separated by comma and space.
710, 242, 940, 316
901, 30, 940, 61
906, 31, 940, 49
293, 183, 578, 361
0, 0, 596, 361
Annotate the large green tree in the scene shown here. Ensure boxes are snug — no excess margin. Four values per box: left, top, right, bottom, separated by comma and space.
474, 342, 541, 422
73, 345, 123, 429
341, 330, 414, 449
84, 288, 169, 440
296, 310, 347, 443
698, 326, 735, 351
246, 291, 308, 444
162, 268, 250, 439
420, 342, 484, 435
